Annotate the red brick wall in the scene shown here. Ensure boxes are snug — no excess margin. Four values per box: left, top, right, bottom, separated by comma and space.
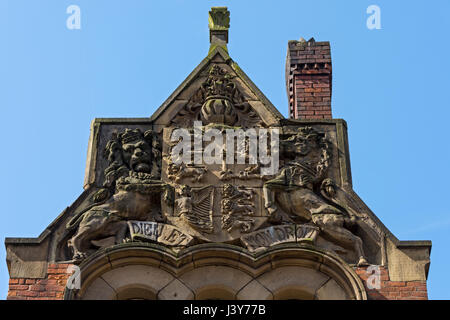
355, 266, 428, 300
6, 263, 427, 300
286, 39, 332, 120
7, 263, 74, 300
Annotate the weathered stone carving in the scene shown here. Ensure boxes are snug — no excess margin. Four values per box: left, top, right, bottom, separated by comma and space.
66, 123, 370, 266
93, 128, 162, 202
238, 164, 267, 180
66, 171, 169, 262
167, 162, 207, 183
240, 224, 319, 252
171, 65, 262, 127
263, 127, 330, 218
127, 221, 194, 247
263, 127, 368, 266
221, 184, 255, 233
201, 65, 238, 126
219, 142, 268, 181
60, 72, 373, 267
175, 185, 214, 233
209, 7, 230, 31
65, 128, 170, 263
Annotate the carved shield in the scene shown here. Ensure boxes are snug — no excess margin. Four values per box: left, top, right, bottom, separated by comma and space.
162, 127, 270, 242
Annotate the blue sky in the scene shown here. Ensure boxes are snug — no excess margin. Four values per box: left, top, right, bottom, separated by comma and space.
0, 0, 449, 299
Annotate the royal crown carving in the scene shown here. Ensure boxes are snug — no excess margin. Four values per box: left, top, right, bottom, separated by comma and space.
171, 65, 262, 128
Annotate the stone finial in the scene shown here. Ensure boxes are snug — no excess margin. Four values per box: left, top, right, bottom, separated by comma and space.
209, 7, 230, 31
209, 7, 230, 47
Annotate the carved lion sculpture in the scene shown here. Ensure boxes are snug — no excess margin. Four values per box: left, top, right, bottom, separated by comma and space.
66, 173, 167, 262
263, 127, 369, 266
92, 128, 161, 203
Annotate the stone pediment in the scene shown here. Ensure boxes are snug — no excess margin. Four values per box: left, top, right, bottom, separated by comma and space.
150, 46, 283, 129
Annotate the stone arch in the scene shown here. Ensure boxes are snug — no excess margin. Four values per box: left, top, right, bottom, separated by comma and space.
196, 287, 236, 300
179, 265, 251, 300
81, 264, 173, 300
255, 266, 348, 300
115, 286, 157, 300
65, 243, 366, 300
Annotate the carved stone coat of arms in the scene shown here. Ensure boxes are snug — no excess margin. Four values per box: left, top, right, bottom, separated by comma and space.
61, 61, 380, 268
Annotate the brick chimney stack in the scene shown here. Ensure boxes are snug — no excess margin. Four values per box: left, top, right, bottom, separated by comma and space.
286, 38, 332, 119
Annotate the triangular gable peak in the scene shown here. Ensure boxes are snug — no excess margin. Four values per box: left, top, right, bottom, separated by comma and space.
150, 41, 283, 129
